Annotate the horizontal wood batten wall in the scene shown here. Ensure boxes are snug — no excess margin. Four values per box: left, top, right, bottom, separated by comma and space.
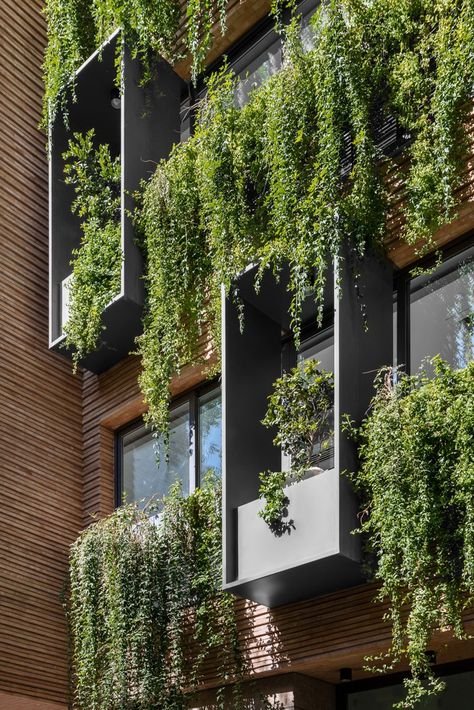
0, 0, 83, 705
0, 690, 66, 710
6, 0, 472, 702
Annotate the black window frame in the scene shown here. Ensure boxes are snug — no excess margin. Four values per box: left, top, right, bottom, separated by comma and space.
115, 379, 221, 507
336, 658, 474, 709
394, 231, 474, 375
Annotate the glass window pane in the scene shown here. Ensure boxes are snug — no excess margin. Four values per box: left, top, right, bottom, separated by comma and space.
121, 402, 191, 507
410, 246, 474, 373
347, 670, 474, 709
296, 327, 335, 471
234, 38, 282, 108
198, 388, 222, 481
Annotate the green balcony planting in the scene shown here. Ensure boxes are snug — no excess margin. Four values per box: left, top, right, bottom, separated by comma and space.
349, 358, 474, 708
68, 477, 245, 710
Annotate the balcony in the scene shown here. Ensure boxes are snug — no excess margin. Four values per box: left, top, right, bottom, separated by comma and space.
222, 254, 393, 607
49, 31, 185, 373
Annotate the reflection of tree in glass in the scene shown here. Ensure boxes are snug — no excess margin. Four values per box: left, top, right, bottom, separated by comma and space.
450, 261, 474, 368
412, 255, 474, 372
199, 393, 222, 478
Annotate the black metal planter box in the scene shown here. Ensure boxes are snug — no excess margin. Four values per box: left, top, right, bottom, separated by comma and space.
49, 30, 185, 373
222, 254, 393, 607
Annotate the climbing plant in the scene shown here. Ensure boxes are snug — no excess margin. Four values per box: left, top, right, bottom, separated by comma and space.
258, 359, 334, 533
136, 0, 474, 437
348, 358, 474, 708
62, 130, 122, 367
68, 476, 245, 709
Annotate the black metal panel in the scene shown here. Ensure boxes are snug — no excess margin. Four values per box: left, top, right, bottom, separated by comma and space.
225, 554, 363, 608
222, 255, 393, 607
222, 290, 282, 584
49, 32, 186, 373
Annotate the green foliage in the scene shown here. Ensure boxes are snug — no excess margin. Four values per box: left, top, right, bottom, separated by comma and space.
42, 0, 307, 131
351, 359, 474, 707
258, 359, 334, 532
262, 359, 334, 474
258, 471, 293, 536
68, 477, 245, 709
62, 130, 122, 368
43, 0, 244, 130
43, 0, 181, 130
136, 1, 474, 439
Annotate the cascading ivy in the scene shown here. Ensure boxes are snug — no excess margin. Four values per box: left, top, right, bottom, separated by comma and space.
48, 4, 474, 708
68, 477, 245, 710
62, 130, 122, 367
42, 0, 294, 131
137, 1, 474, 436
348, 358, 474, 708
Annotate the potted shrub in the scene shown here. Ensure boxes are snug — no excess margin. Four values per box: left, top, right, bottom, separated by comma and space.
259, 359, 334, 534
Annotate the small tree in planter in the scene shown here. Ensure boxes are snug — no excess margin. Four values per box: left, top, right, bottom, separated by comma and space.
259, 359, 334, 534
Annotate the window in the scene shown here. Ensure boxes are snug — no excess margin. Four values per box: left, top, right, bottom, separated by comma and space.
116, 384, 222, 507
280, 320, 335, 473
395, 238, 474, 374
342, 668, 474, 709
298, 325, 335, 471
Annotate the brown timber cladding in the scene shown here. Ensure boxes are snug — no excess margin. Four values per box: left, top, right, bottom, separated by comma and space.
0, 0, 83, 707
2, 0, 474, 706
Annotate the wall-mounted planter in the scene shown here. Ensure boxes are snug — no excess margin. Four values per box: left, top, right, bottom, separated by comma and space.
49, 30, 186, 373
222, 253, 393, 607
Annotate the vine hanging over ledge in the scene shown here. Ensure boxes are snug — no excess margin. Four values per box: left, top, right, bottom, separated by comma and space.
348, 359, 474, 708
68, 478, 245, 709
42, 0, 295, 130
62, 130, 122, 367
136, 0, 474, 435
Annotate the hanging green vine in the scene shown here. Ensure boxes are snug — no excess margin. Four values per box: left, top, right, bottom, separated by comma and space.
348, 358, 474, 708
44, 0, 274, 131
68, 477, 245, 709
258, 359, 334, 533
62, 130, 122, 367
136, 1, 474, 436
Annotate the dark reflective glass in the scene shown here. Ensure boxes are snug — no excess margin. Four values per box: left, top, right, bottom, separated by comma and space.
198, 388, 222, 480
410, 246, 474, 373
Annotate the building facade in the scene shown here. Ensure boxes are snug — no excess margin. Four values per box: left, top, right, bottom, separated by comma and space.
1, 1, 474, 708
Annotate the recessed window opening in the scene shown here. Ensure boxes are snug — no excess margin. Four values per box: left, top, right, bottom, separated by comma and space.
280, 318, 335, 473
298, 325, 335, 471
344, 668, 474, 709
186, 0, 318, 120
116, 383, 221, 508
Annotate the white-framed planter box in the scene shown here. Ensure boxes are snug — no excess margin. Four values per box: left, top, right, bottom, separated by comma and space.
49, 30, 185, 373
222, 252, 393, 607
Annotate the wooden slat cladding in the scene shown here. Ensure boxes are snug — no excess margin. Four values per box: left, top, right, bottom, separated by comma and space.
173, 0, 272, 80
1, 0, 471, 706
0, 0, 83, 707
386, 108, 474, 267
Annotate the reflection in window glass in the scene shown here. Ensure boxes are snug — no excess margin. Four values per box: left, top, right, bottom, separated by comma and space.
347, 670, 474, 709
233, 4, 317, 108
296, 327, 335, 471
410, 247, 474, 373
122, 403, 191, 507
198, 389, 222, 480
235, 39, 282, 108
